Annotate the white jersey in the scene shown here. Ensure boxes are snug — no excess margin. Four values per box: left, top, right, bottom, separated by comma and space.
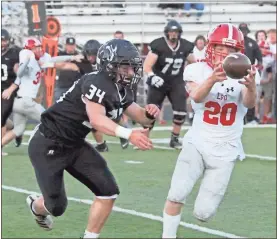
17, 49, 51, 98
183, 62, 249, 161
193, 46, 206, 62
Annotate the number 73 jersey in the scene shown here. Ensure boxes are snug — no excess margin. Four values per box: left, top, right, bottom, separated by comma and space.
183, 62, 248, 145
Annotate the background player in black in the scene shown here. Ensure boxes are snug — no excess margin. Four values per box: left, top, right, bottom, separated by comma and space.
144, 20, 195, 149
1, 29, 20, 146
26, 39, 160, 238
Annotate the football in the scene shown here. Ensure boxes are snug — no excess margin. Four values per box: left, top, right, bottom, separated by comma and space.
222, 52, 251, 79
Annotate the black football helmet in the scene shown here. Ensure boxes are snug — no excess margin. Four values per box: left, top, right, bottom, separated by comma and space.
164, 20, 183, 43
1, 29, 10, 52
83, 39, 101, 65
97, 39, 142, 89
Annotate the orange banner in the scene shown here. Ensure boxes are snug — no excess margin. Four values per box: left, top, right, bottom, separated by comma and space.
42, 16, 61, 107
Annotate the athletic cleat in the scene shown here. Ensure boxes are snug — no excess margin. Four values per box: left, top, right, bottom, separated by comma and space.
15, 135, 23, 147
169, 138, 182, 149
26, 195, 53, 231
95, 141, 109, 152
120, 138, 129, 149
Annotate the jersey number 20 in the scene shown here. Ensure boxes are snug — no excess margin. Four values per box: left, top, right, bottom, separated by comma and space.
203, 101, 237, 126
162, 58, 183, 75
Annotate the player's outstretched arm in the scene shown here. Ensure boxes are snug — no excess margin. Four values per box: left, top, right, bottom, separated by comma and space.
124, 102, 160, 127
39, 54, 84, 69
240, 66, 257, 108
85, 98, 153, 150
187, 62, 227, 103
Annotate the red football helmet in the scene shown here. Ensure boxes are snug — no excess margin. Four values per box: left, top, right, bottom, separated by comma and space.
24, 37, 43, 60
205, 23, 245, 69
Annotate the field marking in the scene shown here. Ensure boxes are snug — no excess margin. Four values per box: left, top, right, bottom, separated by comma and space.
15, 139, 276, 161
23, 123, 276, 136
2, 185, 246, 238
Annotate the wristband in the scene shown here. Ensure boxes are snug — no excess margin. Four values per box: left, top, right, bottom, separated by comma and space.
145, 110, 155, 120
147, 72, 155, 77
115, 126, 132, 139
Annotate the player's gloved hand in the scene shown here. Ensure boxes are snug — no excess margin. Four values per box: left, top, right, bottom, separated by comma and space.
210, 61, 227, 83
147, 73, 164, 88
145, 104, 160, 119
129, 128, 153, 150
72, 54, 84, 62
2, 88, 13, 100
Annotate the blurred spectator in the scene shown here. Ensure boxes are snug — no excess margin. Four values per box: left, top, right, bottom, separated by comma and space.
114, 30, 124, 39
63, 37, 77, 54
267, 29, 276, 120
239, 23, 263, 124
158, 3, 183, 17
258, 1, 276, 6
255, 30, 267, 44
184, 3, 204, 18
55, 36, 79, 101
193, 35, 206, 61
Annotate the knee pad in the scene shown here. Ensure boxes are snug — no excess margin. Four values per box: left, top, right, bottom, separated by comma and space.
45, 195, 68, 217
12, 123, 26, 137
193, 190, 223, 222
173, 112, 186, 126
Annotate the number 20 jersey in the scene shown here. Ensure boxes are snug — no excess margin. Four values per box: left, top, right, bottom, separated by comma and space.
183, 62, 248, 160
150, 37, 194, 83
40, 71, 134, 144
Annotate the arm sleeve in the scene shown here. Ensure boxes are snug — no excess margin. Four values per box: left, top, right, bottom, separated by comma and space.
17, 49, 33, 78
81, 76, 109, 106
14, 77, 21, 86
149, 39, 160, 56
50, 55, 74, 63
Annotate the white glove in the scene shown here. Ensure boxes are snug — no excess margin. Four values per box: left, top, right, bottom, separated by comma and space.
148, 74, 164, 88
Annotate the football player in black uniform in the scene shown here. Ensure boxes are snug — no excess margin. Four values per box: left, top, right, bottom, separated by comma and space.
1, 29, 21, 148
26, 39, 160, 238
56, 39, 130, 152
144, 20, 195, 149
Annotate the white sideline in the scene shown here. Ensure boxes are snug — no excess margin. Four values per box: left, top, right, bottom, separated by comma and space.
2, 185, 247, 238
23, 123, 276, 136
17, 139, 276, 161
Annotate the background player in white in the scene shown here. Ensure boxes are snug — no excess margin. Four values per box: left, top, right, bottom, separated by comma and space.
162, 23, 257, 238
1, 37, 83, 148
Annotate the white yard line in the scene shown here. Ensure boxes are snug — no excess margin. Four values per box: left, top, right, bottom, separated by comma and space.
23, 123, 276, 136
2, 185, 247, 238
16, 139, 276, 161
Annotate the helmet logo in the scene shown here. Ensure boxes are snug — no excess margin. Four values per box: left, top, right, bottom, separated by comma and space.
106, 45, 117, 61
222, 38, 237, 47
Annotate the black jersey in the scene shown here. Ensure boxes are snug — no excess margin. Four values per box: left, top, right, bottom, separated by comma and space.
1, 47, 20, 91
149, 37, 194, 82
74, 58, 97, 76
40, 71, 134, 144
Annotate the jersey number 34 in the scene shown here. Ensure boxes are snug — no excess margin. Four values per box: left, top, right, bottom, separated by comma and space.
203, 101, 237, 126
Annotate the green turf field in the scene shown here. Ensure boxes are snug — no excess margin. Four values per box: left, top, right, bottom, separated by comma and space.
1, 126, 276, 238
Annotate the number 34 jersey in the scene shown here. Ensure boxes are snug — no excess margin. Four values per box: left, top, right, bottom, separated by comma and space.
150, 37, 194, 84
40, 71, 134, 144
183, 62, 249, 161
